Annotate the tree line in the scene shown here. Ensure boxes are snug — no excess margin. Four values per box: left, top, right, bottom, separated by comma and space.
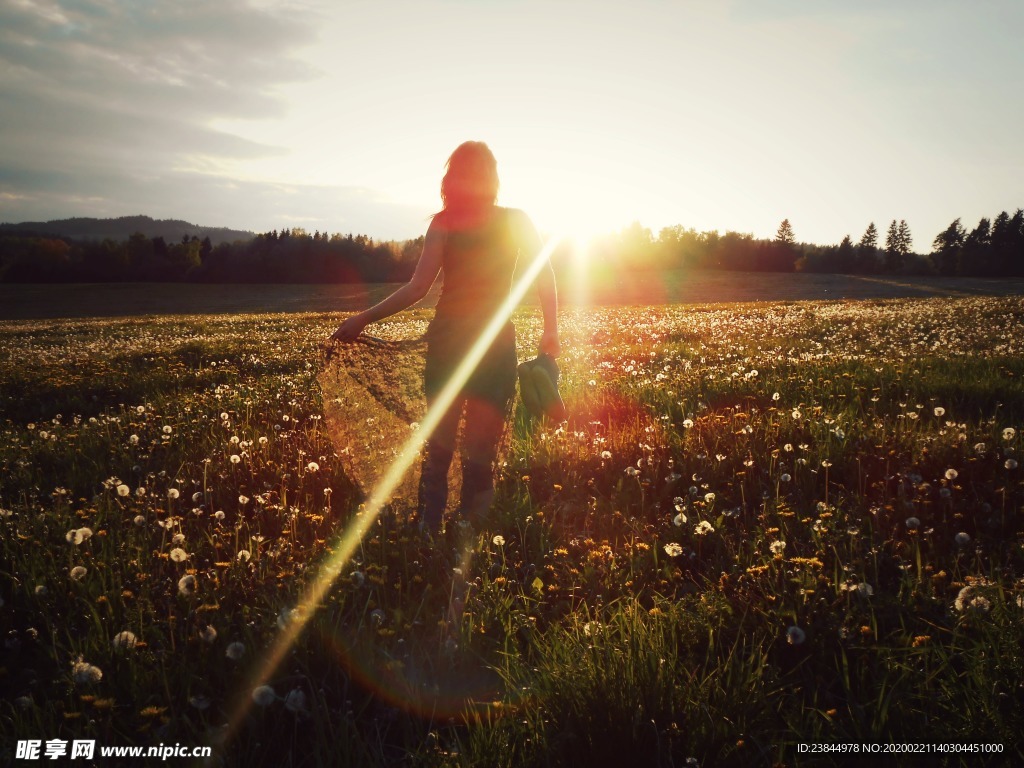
0, 229, 422, 283
576, 210, 1024, 276
1, 210, 1022, 283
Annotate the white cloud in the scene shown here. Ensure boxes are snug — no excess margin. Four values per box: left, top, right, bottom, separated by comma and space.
0, 0, 341, 230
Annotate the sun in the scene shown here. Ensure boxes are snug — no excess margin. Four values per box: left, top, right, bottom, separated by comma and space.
500, 161, 628, 245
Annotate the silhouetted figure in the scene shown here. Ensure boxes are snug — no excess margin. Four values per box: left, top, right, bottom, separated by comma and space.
331, 141, 559, 535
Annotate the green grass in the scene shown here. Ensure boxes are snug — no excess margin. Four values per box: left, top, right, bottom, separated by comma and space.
2, 296, 1023, 767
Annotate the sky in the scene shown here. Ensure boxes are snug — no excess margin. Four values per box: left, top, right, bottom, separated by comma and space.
0, 0, 1021, 248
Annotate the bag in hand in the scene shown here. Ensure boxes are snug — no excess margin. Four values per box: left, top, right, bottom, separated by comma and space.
517, 353, 567, 422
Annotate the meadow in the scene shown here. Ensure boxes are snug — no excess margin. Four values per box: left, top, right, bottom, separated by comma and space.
2, 292, 1024, 767
4, 270, 1024, 319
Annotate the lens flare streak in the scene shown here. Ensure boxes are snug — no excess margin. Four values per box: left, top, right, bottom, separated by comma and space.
223, 234, 563, 741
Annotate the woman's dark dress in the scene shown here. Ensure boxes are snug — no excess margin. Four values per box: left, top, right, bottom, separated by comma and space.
418, 206, 521, 532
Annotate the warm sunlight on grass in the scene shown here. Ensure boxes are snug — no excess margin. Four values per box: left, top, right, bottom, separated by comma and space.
5, 295, 1024, 766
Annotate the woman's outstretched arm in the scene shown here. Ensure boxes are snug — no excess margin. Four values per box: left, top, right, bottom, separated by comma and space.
330, 220, 444, 342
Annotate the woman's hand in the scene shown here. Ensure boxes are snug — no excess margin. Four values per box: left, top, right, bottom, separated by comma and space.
539, 328, 561, 358
330, 314, 368, 343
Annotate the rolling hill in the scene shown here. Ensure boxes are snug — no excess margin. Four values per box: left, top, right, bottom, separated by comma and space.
0, 215, 254, 245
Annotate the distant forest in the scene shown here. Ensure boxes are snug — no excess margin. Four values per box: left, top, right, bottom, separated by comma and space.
0, 215, 253, 246
602, 211, 1024, 277
0, 227, 422, 284
1, 211, 1022, 283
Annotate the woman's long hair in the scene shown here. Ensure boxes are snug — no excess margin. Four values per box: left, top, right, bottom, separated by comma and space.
439, 141, 499, 216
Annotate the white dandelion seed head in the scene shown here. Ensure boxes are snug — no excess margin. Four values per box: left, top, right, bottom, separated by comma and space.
226, 641, 246, 661
167, 488, 179, 500
934, 407, 945, 417
704, 492, 715, 504
770, 540, 786, 555
945, 468, 958, 481
177, 574, 197, 596
117, 484, 131, 497
1006, 459, 1019, 470
284, 688, 307, 714
851, 582, 874, 598
306, 461, 319, 472
780, 473, 792, 482
230, 454, 241, 464
70, 566, 88, 581
492, 534, 506, 547
169, 548, 188, 563
237, 549, 251, 562
72, 658, 103, 685
600, 450, 612, 460
694, 520, 715, 536
66, 527, 93, 546
199, 624, 217, 643
133, 514, 146, 526
112, 630, 138, 652
954, 532, 971, 546
1003, 427, 1016, 441
278, 607, 301, 630
954, 586, 991, 614
251, 685, 276, 707
663, 542, 683, 557
213, 510, 225, 521
786, 626, 806, 645
905, 517, 921, 530
673, 512, 687, 527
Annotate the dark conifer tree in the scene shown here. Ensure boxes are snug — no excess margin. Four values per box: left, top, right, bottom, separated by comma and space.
931, 218, 964, 276
960, 218, 992, 275
857, 222, 879, 273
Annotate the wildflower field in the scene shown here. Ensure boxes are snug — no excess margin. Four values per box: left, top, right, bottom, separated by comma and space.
2, 295, 1024, 767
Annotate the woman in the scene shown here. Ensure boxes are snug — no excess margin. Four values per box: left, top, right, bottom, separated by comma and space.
330, 141, 560, 535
